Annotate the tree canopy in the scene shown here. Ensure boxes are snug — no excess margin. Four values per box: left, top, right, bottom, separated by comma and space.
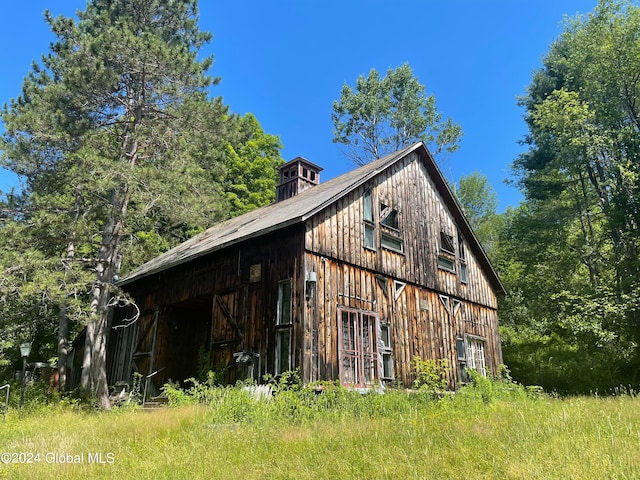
331, 63, 462, 165
500, 0, 640, 393
0, 0, 282, 406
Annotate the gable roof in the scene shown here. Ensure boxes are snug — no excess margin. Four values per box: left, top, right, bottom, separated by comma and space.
119, 142, 505, 294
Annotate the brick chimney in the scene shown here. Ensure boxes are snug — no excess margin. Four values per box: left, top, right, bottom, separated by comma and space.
276, 157, 323, 202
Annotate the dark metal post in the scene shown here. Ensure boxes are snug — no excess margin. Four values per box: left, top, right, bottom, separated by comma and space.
20, 356, 27, 408
19, 342, 31, 408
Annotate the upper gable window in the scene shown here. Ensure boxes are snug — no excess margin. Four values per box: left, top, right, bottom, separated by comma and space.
437, 231, 457, 273
363, 187, 375, 250
379, 202, 404, 254
380, 204, 399, 230
458, 232, 468, 284
364, 224, 376, 250
363, 188, 373, 223
438, 230, 470, 283
440, 232, 455, 256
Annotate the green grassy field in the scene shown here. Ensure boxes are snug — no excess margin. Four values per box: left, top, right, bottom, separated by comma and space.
1, 383, 639, 479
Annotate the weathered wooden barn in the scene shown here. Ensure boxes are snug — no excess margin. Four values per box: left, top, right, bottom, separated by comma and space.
105, 142, 504, 393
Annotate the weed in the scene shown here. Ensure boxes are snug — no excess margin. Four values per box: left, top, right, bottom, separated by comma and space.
2, 379, 640, 479
411, 356, 448, 398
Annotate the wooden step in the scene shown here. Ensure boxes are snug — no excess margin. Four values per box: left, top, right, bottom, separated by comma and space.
142, 396, 169, 410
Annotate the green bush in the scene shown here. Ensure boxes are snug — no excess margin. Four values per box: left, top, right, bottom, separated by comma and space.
411, 356, 449, 398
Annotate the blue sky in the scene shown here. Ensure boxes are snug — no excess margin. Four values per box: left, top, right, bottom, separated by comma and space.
0, 0, 598, 211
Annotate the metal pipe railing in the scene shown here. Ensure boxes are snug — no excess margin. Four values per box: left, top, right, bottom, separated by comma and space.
1, 384, 10, 423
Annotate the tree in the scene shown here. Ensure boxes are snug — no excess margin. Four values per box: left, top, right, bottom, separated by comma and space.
222, 114, 283, 217
331, 63, 462, 165
504, 0, 640, 392
0, 0, 276, 407
454, 172, 502, 261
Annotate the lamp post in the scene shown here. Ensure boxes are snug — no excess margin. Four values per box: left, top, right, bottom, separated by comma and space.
19, 342, 31, 408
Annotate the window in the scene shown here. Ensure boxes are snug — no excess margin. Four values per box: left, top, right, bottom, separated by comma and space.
452, 299, 462, 317
338, 308, 380, 388
438, 231, 456, 273
439, 294, 450, 314
381, 232, 404, 253
440, 232, 455, 255
363, 188, 373, 222
363, 188, 376, 250
376, 275, 389, 296
458, 232, 468, 284
364, 224, 376, 250
437, 255, 456, 272
456, 338, 469, 383
456, 335, 487, 383
380, 323, 393, 380
460, 263, 468, 283
380, 204, 399, 230
380, 202, 403, 253
456, 335, 486, 378
275, 279, 292, 374
465, 336, 486, 376
393, 281, 406, 301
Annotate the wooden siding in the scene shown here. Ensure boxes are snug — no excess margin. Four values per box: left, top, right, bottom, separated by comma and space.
304, 151, 498, 310
110, 226, 306, 389
302, 253, 501, 388
302, 151, 501, 387
105, 148, 503, 392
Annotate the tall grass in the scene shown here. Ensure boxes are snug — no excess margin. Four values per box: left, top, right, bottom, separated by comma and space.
1, 378, 639, 479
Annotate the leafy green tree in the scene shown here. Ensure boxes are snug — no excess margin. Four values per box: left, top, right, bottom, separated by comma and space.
0, 0, 282, 407
454, 172, 502, 261
331, 63, 462, 165
503, 0, 640, 392
223, 113, 283, 216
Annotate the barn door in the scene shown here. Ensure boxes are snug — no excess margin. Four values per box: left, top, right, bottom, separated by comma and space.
210, 287, 247, 374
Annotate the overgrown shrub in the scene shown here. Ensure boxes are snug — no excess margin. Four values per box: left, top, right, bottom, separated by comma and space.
411, 356, 449, 399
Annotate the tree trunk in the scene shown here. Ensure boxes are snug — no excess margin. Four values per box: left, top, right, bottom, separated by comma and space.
80, 319, 94, 391
60, 187, 82, 392
57, 305, 68, 392
82, 84, 138, 408
84, 183, 130, 408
